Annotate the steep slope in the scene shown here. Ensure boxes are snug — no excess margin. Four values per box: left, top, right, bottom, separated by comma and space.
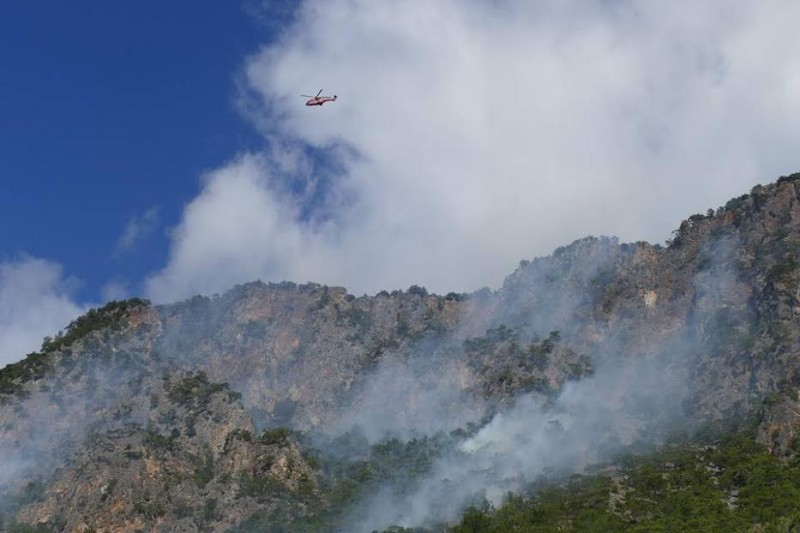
0, 173, 798, 531
14, 373, 319, 532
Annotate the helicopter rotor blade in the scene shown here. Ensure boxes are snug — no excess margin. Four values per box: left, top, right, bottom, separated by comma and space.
316, 89, 323, 97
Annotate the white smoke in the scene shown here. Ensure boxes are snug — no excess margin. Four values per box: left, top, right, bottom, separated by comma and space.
332, 355, 486, 443
341, 230, 751, 531
350, 351, 689, 531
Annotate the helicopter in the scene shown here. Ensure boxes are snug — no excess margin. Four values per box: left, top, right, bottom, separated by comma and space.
302, 90, 337, 106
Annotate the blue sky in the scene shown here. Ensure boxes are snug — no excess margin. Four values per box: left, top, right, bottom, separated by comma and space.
2, 0, 800, 365
0, 1, 271, 302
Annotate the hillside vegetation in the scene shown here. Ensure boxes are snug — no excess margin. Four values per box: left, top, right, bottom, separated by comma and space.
1, 173, 799, 531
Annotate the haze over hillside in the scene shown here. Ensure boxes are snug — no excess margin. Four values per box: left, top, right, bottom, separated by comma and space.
5, 2, 800, 372
1, 173, 799, 531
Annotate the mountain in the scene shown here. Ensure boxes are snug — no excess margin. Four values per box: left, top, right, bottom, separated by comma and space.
1, 173, 799, 532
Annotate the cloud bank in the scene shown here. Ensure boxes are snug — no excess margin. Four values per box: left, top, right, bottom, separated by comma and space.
0, 257, 85, 367
147, 0, 800, 301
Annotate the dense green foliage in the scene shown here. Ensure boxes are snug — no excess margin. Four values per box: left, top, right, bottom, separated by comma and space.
229, 433, 451, 532
41, 298, 150, 354
464, 327, 591, 399
447, 429, 800, 532
229, 421, 800, 532
166, 371, 240, 407
0, 298, 149, 398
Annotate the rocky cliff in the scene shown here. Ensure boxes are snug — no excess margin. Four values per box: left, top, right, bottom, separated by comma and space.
1, 173, 799, 531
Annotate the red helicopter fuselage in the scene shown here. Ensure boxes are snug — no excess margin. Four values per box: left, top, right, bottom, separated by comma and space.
305, 95, 337, 106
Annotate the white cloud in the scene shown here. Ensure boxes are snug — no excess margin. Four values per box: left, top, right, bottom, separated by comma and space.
148, 0, 800, 301
116, 206, 160, 254
145, 154, 330, 300
0, 257, 85, 367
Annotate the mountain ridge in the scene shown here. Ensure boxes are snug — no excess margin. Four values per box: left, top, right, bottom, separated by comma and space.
1, 172, 799, 531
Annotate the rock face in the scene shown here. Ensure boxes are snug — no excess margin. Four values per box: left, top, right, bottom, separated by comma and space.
1, 173, 799, 531
12, 374, 314, 533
